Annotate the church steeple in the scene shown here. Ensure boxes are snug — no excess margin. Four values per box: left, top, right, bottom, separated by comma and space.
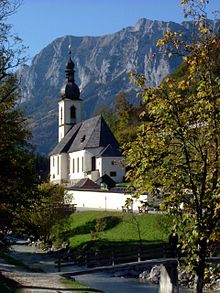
60, 45, 80, 100
65, 45, 75, 83
58, 46, 83, 142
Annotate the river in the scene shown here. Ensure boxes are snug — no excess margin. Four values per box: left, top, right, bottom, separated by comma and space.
10, 245, 218, 293
75, 272, 192, 293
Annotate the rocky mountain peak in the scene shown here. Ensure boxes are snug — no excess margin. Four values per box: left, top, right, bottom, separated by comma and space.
18, 18, 220, 154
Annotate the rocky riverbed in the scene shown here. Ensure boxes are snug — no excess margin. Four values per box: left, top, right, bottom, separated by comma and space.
112, 263, 220, 292
139, 265, 220, 291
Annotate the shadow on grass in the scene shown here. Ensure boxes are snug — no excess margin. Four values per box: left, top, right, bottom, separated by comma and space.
61, 216, 122, 240
76, 239, 166, 252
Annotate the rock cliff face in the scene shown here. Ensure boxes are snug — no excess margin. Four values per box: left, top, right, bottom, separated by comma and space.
18, 18, 220, 154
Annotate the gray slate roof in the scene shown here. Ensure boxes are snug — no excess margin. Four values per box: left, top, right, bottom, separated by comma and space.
50, 115, 122, 157
97, 144, 122, 157
70, 178, 100, 190
49, 123, 81, 156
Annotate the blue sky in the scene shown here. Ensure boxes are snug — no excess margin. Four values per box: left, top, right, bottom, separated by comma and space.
9, 0, 219, 61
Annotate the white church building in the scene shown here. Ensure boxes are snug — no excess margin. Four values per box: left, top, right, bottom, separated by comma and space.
49, 49, 125, 189
49, 49, 156, 212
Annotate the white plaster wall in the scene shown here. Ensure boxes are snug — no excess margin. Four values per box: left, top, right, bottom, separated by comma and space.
50, 153, 68, 183
58, 99, 83, 142
58, 100, 72, 142
59, 127, 65, 142
50, 156, 55, 181
69, 150, 86, 180
51, 150, 125, 185
69, 149, 101, 179
96, 157, 102, 174
84, 150, 92, 172
59, 99, 83, 126
60, 153, 68, 179
73, 99, 83, 123
67, 190, 144, 212
50, 154, 61, 182
68, 150, 125, 183
97, 156, 125, 182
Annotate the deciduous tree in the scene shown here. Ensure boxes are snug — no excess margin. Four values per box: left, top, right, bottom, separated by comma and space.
0, 0, 38, 233
125, 1, 220, 292
19, 183, 71, 243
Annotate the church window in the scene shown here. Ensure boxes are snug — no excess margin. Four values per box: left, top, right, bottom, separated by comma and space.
52, 157, 55, 167
67, 156, 70, 174
57, 156, 59, 175
60, 107, 63, 124
77, 157, 79, 172
82, 157, 84, 172
110, 171, 116, 177
91, 156, 96, 171
70, 105, 76, 123
72, 158, 75, 173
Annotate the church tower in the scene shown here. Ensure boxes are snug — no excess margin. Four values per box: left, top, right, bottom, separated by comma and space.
58, 46, 83, 142
50, 45, 125, 187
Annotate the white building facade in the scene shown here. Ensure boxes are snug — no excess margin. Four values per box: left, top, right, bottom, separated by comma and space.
50, 49, 125, 187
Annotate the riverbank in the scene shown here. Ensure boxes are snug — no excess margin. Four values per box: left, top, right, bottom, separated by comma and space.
74, 272, 195, 293
2, 244, 219, 293
0, 244, 98, 292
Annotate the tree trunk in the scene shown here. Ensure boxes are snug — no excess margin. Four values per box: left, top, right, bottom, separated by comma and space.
194, 273, 204, 293
193, 241, 207, 293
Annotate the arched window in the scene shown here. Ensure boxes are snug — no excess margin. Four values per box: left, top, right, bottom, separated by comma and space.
57, 156, 59, 175
91, 156, 96, 171
60, 107, 63, 124
77, 157, 79, 173
72, 158, 75, 173
70, 105, 76, 123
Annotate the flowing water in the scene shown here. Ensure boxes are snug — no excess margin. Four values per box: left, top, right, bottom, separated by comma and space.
75, 272, 192, 293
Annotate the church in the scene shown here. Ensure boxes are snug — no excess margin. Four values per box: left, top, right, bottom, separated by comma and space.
49, 49, 125, 188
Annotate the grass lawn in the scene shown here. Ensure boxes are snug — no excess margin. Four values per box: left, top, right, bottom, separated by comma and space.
52, 211, 172, 252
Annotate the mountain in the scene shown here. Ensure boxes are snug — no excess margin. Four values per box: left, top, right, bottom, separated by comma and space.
18, 18, 220, 155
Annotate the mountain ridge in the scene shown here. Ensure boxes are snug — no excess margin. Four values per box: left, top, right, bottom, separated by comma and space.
18, 18, 220, 154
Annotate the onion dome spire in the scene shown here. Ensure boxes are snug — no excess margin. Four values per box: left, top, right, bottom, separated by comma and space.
65, 45, 75, 82
60, 45, 80, 100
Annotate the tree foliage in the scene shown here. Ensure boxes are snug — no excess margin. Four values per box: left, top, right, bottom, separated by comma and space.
0, 1, 77, 248
0, 1, 39, 233
125, 1, 220, 292
0, 1, 69, 241
98, 92, 146, 146
0, 0, 25, 78
16, 183, 72, 243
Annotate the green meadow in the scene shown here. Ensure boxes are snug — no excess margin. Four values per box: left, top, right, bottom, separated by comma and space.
52, 211, 172, 252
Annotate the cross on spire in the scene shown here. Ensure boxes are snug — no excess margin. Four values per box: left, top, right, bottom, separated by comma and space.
68, 44, 72, 58
65, 45, 75, 82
